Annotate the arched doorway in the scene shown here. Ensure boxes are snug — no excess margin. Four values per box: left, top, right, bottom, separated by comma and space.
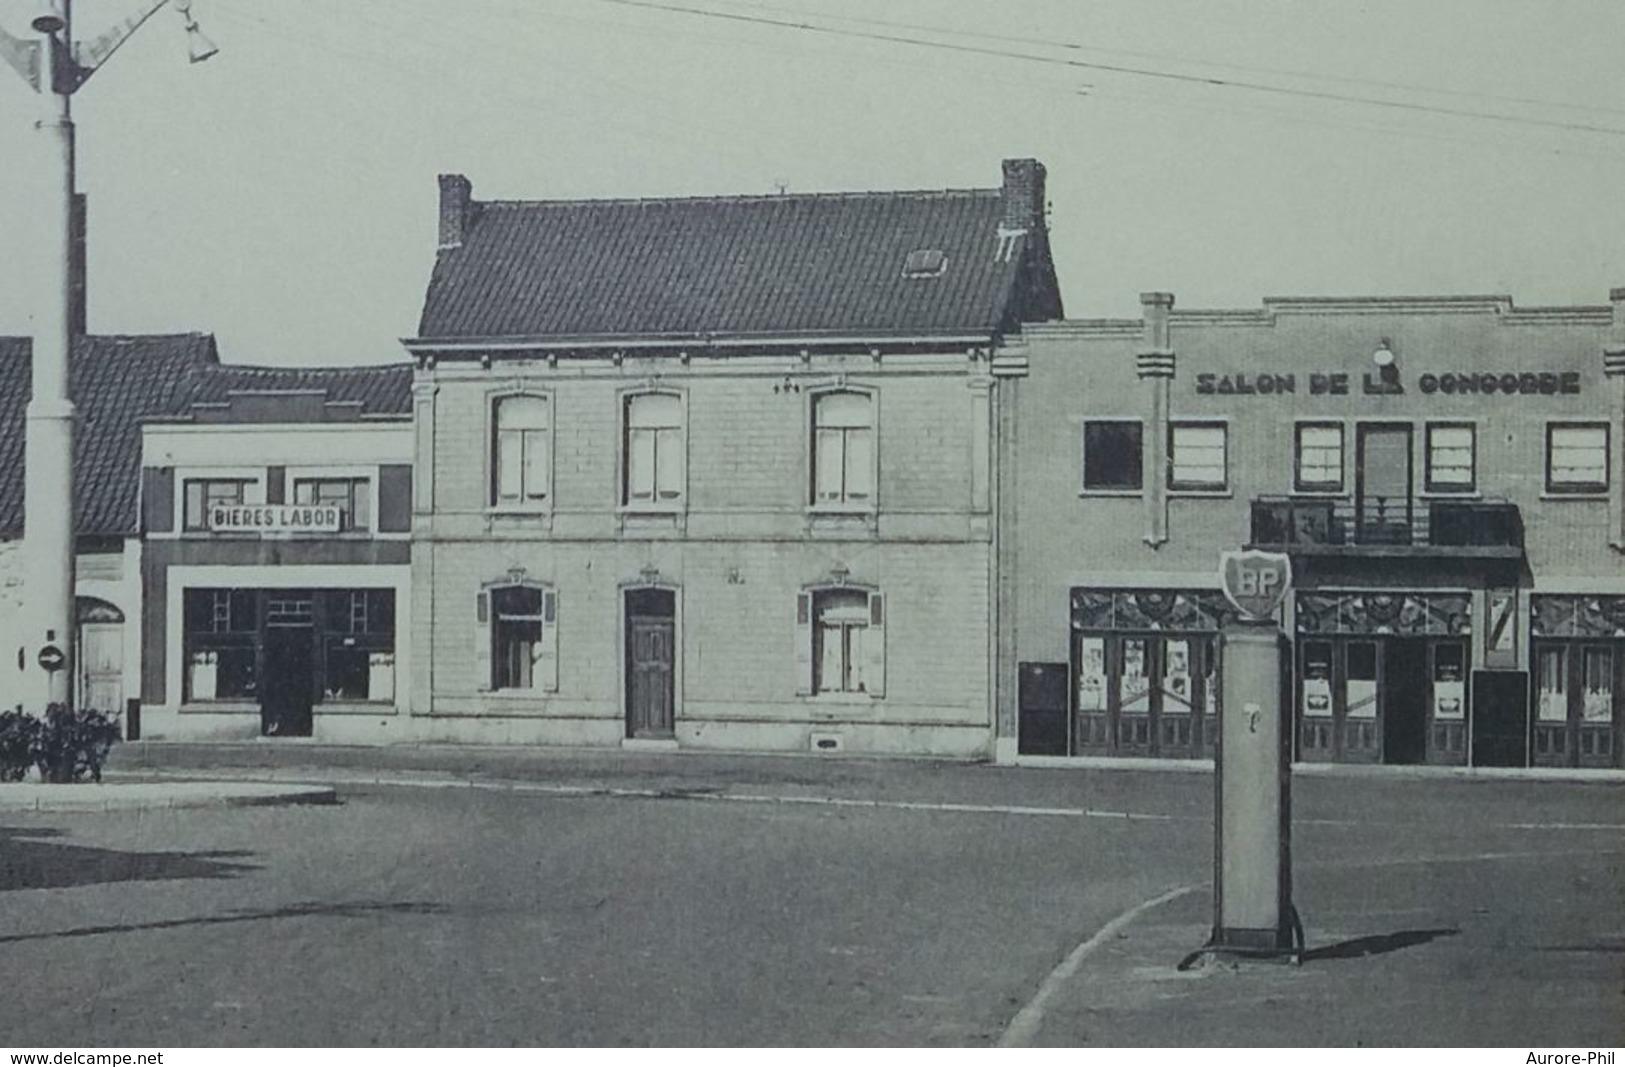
76, 597, 125, 713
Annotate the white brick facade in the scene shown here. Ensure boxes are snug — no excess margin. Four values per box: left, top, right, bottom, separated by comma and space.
410, 353, 998, 756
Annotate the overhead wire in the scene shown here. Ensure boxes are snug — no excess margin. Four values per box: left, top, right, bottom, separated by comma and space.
592, 0, 1625, 138
700, 0, 1625, 119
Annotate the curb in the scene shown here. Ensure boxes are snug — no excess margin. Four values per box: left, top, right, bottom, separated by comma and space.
0, 782, 339, 813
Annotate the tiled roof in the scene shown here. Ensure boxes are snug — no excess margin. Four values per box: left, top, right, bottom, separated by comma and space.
416, 168, 1063, 343
0, 341, 413, 538
0, 334, 218, 536
180, 362, 414, 416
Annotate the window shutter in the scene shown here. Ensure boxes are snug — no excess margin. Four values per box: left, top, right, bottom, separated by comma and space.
142, 467, 175, 533
795, 592, 813, 695
864, 591, 886, 698
539, 589, 559, 692
473, 590, 491, 692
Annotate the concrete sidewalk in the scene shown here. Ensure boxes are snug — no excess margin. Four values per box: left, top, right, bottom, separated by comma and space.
0, 778, 337, 812
1017, 852, 1625, 1047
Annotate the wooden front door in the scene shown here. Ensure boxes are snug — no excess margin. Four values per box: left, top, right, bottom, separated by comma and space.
627, 615, 675, 739
1356, 424, 1413, 544
262, 626, 314, 737
77, 622, 123, 714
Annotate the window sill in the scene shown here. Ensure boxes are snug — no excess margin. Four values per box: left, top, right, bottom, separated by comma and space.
485, 506, 554, 532
807, 504, 877, 517
1290, 489, 1348, 498
1078, 489, 1142, 499
1421, 489, 1481, 500
619, 503, 686, 516
1541, 491, 1609, 502
806, 692, 880, 706
486, 505, 552, 517
1169, 489, 1233, 499
315, 701, 399, 715
179, 701, 259, 715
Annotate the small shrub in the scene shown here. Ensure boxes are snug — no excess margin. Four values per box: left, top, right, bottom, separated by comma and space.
35, 704, 121, 784
0, 710, 41, 781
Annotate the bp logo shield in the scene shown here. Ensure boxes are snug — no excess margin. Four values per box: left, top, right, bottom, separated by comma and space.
1220, 550, 1293, 622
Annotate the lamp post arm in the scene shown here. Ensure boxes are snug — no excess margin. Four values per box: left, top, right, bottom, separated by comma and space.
71, 0, 172, 89
0, 23, 40, 90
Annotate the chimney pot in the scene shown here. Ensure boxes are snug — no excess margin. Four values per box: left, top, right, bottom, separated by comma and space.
437, 173, 474, 250
1000, 158, 1046, 231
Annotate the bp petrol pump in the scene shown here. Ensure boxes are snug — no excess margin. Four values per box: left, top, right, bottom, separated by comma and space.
1195, 549, 1304, 965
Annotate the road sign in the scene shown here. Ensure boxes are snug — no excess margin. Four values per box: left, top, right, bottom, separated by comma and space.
1220, 550, 1293, 622
37, 644, 65, 673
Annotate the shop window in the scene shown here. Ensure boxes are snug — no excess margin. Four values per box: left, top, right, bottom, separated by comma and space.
1537, 646, 1568, 722
623, 392, 685, 505
1301, 641, 1333, 718
492, 395, 551, 506
1425, 423, 1476, 493
1433, 643, 1466, 720
1546, 423, 1608, 494
474, 583, 557, 692
1168, 422, 1227, 491
1582, 647, 1613, 723
811, 391, 874, 506
182, 479, 251, 532
292, 477, 372, 531
1345, 641, 1378, 719
1082, 420, 1143, 492
321, 590, 396, 703
183, 588, 257, 701
797, 587, 885, 697
1294, 423, 1344, 493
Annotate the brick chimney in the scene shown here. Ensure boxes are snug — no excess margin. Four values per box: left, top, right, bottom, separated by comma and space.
437, 173, 474, 250
69, 192, 86, 335
1000, 158, 1046, 231
1611, 286, 1625, 333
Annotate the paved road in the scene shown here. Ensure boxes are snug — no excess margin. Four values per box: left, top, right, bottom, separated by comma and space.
1, 751, 1621, 1046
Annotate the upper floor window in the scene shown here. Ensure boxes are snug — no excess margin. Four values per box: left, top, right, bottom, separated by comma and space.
624, 392, 684, 505
1424, 423, 1476, 494
182, 478, 251, 532
1547, 423, 1609, 494
492, 395, 551, 506
1168, 422, 1228, 492
1082, 420, 1142, 492
1294, 423, 1344, 493
812, 391, 873, 506
292, 477, 372, 531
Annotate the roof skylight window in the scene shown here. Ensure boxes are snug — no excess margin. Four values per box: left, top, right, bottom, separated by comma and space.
901, 248, 948, 279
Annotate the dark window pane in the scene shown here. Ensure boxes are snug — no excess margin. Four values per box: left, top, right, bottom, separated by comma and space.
326, 644, 372, 700
1084, 421, 1143, 491
1348, 642, 1377, 681
369, 590, 395, 634
217, 648, 256, 699
493, 585, 543, 618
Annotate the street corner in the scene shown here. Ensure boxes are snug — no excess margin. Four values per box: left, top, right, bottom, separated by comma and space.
1026, 889, 1456, 1048
0, 778, 338, 813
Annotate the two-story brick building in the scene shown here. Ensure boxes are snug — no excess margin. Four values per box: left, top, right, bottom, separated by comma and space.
403, 160, 1062, 755
1001, 290, 1625, 770
136, 362, 415, 741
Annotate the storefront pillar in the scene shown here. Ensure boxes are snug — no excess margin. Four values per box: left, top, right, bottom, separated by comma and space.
1137, 292, 1175, 548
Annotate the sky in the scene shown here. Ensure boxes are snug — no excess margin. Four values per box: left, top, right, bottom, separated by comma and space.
1, 0, 1623, 366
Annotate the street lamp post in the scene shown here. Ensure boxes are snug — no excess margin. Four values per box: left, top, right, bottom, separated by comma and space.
0, 0, 215, 714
